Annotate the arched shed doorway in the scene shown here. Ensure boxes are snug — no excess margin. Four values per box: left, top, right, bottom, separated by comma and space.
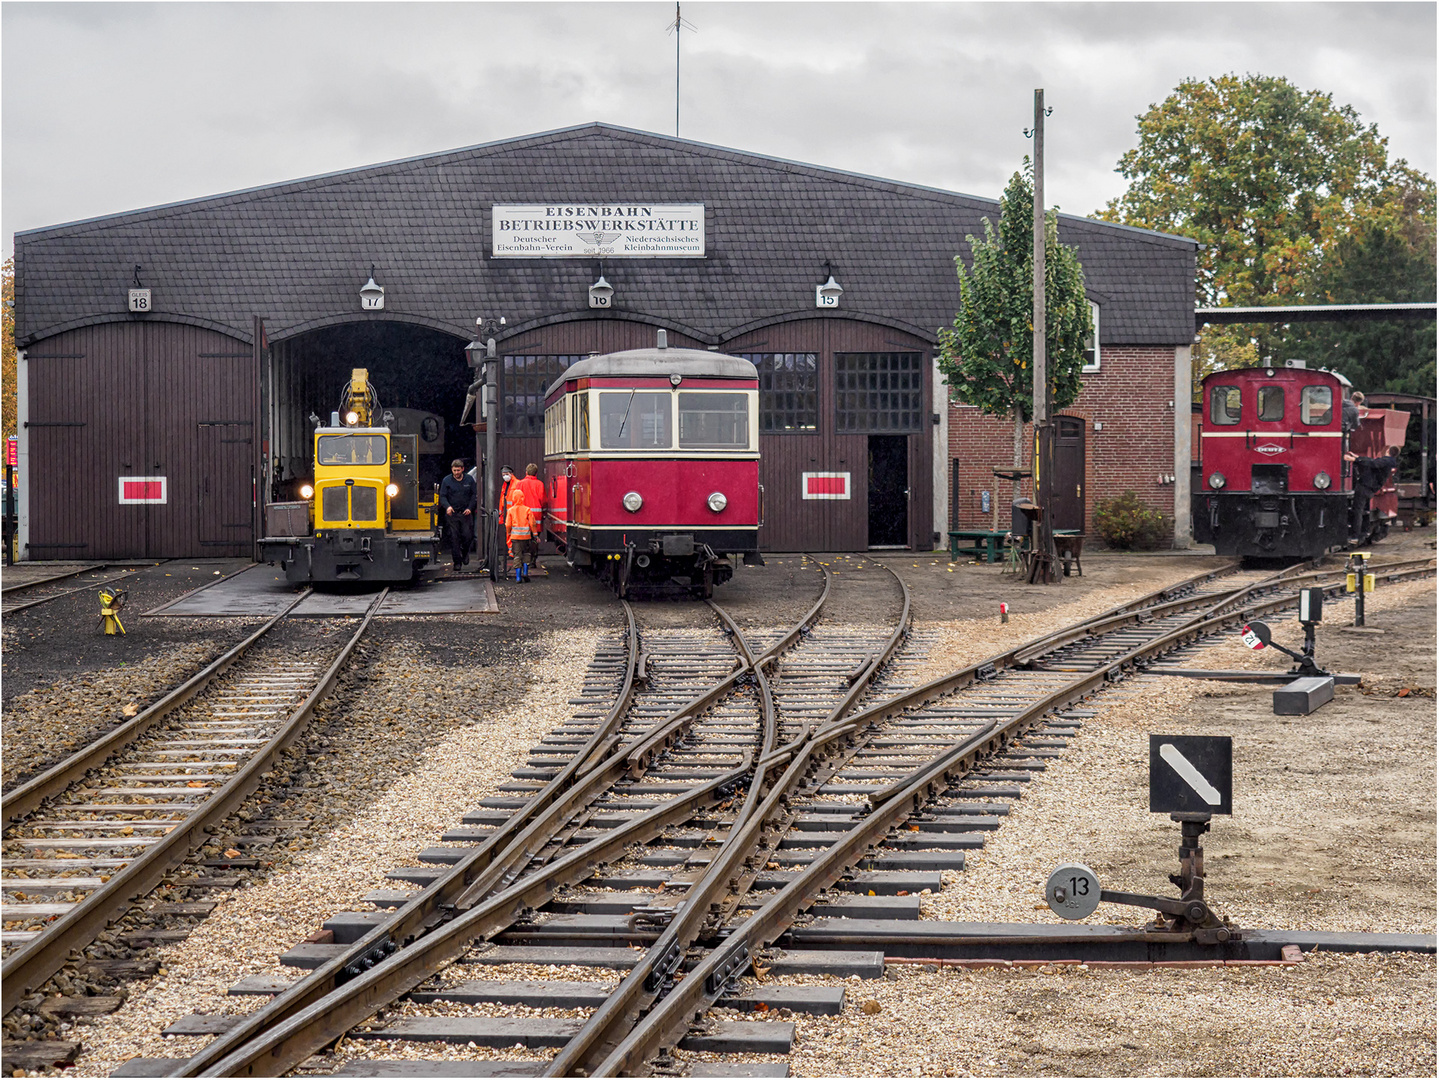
267, 321, 472, 502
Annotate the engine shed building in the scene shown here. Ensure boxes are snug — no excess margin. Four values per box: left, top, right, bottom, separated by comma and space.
12, 122, 1198, 560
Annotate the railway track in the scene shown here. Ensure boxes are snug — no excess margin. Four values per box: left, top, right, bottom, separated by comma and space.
11, 553, 1434, 1076
1, 589, 385, 1016
0, 564, 155, 617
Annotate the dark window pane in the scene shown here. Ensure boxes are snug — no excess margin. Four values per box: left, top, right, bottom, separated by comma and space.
350, 485, 378, 521
502, 355, 584, 435
1258, 385, 1285, 422
679, 392, 749, 448
1210, 386, 1241, 425
834, 352, 922, 432
747, 352, 818, 432
322, 486, 349, 522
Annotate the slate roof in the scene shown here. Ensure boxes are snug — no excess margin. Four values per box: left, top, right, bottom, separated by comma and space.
14, 123, 1197, 349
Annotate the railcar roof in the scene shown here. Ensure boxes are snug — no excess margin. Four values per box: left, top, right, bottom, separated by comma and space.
546, 349, 757, 398
1199, 367, 1344, 383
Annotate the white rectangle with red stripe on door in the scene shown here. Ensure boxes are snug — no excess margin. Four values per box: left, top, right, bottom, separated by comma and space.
801, 472, 850, 500
118, 476, 167, 504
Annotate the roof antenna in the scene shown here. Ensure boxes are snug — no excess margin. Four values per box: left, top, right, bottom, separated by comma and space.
666, 3, 696, 137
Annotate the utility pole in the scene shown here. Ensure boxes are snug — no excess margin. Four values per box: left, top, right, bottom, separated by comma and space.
1030, 88, 1057, 583
1032, 88, 1046, 428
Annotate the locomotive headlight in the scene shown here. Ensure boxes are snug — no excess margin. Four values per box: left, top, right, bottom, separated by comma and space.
386, 483, 400, 498
345, 410, 360, 425
299, 483, 314, 499
623, 491, 644, 513
707, 491, 728, 513
1314, 471, 1332, 490
1208, 472, 1226, 490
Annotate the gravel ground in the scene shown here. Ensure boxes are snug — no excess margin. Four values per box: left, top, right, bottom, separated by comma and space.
65, 622, 605, 1076
4, 533, 1433, 1077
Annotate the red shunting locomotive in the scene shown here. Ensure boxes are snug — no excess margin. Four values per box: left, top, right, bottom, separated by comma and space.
1193, 365, 1406, 558
542, 344, 762, 596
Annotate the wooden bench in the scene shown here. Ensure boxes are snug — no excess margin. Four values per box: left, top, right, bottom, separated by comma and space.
948, 529, 1008, 564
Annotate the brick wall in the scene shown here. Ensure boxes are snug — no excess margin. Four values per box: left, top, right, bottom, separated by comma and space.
946, 345, 1179, 540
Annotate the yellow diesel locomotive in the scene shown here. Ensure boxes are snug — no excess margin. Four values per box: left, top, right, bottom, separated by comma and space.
259, 370, 440, 583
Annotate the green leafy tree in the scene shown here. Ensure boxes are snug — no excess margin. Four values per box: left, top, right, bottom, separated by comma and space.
1098, 74, 1433, 361
1280, 188, 1436, 395
2, 258, 14, 440
938, 162, 1091, 473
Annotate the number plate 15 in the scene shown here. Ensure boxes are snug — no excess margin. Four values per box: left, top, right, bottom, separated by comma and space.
1044, 863, 1102, 920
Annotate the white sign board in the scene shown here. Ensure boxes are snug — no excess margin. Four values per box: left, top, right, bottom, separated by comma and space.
492, 205, 705, 258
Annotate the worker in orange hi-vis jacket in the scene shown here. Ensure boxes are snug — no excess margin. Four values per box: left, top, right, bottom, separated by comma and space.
506, 495, 536, 583
517, 463, 547, 572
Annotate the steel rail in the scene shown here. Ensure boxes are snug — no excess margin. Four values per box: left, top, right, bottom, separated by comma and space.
1, 566, 151, 615
167, 600, 640, 1077
3, 589, 315, 825
1012, 561, 1242, 665
615, 558, 832, 774
545, 558, 908, 1076
194, 762, 757, 1079
0, 562, 107, 594
172, 562, 833, 1076
1, 588, 382, 1017
583, 561, 1437, 1074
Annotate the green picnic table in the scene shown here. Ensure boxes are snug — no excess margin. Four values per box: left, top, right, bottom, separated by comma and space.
948, 529, 1008, 563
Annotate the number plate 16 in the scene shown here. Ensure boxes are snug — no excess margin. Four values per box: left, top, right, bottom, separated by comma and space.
1044, 863, 1102, 920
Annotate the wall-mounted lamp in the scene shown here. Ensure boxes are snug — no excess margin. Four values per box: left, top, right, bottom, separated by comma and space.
815, 261, 843, 309
359, 265, 385, 311
589, 274, 614, 309
128, 264, 152, 314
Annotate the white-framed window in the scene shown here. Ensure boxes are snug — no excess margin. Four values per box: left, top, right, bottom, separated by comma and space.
1082, 300, 1100, 372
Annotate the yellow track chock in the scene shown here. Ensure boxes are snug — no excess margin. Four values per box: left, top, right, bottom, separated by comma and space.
99, 588, 127, 635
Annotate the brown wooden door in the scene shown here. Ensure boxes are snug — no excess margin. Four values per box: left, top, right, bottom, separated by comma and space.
1051, 415, 1086, 532
197, 422, 254, 552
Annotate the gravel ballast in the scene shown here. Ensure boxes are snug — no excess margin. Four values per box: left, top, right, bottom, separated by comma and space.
4, 534, 1433, 1077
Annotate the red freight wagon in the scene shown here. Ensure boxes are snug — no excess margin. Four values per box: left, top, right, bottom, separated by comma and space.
543, 343, 762, 597
1193, 365, 1409, 558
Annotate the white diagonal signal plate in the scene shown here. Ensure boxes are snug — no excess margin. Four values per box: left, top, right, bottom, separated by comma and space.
1159, 743, 1222, 806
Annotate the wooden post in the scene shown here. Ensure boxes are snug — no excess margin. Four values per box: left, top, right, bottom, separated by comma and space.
1031, 90, 1057, 583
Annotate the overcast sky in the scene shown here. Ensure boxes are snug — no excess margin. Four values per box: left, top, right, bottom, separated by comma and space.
3, 1, 1435, 260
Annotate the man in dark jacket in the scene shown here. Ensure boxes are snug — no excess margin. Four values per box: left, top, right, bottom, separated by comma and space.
1344, 446, 1399, 544
439, 459, 477, 568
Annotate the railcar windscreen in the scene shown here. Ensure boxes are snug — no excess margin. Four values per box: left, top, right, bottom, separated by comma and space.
1210, 385, 1241, 425
1258, 386, 1285, 422
1302, 385, 1333, 425
679, 392, 749, 448
318, 434, 387, 465
599, 391, 671, 449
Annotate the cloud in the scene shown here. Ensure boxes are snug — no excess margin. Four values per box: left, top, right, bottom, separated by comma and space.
2, 1, 1433, 255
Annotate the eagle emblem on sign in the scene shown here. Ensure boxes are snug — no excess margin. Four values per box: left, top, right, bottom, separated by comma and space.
1255, 443, 1285, 455
577, 230, 620, 254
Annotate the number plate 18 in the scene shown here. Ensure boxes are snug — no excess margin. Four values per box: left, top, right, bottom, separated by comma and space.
1044, 863, 1102, 920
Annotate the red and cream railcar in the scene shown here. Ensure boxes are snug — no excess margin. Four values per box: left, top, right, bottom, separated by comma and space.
1193, 366, 1351, 558
542, 346, 762, 596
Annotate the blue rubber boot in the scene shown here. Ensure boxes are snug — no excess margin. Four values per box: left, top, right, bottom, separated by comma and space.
522, 563, 531, 582
515, 566, 523, 583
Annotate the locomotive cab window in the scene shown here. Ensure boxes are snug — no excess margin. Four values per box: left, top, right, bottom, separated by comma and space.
1257, 385, 1285, 422
1301, 385, 1333, 425
599, 391, 671, 449
317, 434, 387, 465
679, 392, 749, 449
1209, 385, 1241, 425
